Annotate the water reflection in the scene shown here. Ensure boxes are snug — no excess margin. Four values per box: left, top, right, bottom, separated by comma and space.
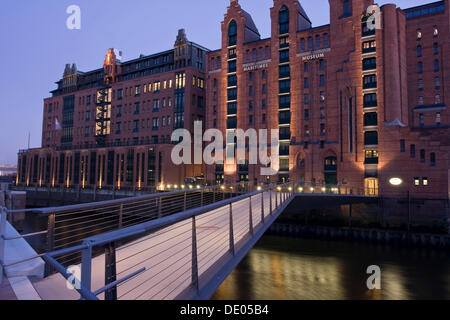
213, 236, 450, 300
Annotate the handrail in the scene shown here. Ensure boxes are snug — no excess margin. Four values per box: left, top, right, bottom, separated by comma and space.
6, 181, 251, 215
44, 182, 296, 300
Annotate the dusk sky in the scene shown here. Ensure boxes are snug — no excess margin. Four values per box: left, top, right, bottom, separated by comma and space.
0, 0, 431, 164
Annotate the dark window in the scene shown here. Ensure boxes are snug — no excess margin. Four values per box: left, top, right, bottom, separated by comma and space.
279, 110, 291, 125
363, 57, 376, 70
410, 144, 416, 158
434, 43, 439, 55
400, 140, 405, 152
279, 95, 291, 109
434, 59, 439, 72
343, 0, 350, 16
364, 131, 378, 145
417, 45, 422, 57
279, 6, 289, 34
420, 149, 425, 163
364, 112, 378, 126
279, 79, 291, 93
228, 20, 237, 46
430, 152, 436, 166
418, 61, 423, 74
279, 50, 289, 63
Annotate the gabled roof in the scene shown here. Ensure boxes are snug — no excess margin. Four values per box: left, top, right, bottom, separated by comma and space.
242, 9, 260, 36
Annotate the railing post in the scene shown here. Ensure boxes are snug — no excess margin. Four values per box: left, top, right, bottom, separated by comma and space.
158, 196, 162, 218
275, 190, 278, 209
200, 189, 204, 207
229, 204, 235, 255
191, 216, 199, 291
213, 188, 216, 203
104, 242, 117, 300
118, 204, 123, 229
261, 191, 265, 222
45, 213, 56, 276
270, 190, 273, 215
81, 240, 93, 293
0, 207, 7, 284
249, 196, 254, 236
183, 192, 187, 211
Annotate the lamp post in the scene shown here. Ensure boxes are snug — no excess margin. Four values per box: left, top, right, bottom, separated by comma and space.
389, 177, 411, 232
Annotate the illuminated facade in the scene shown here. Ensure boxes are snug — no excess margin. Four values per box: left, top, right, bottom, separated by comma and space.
17, 29, 207, 190
16, 1, 450, 199
204, 0, 450, 199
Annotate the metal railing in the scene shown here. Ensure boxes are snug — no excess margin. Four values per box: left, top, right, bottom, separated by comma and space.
0, 181, 374, 284
43, 182, 296, 300
0, 182, 256, 277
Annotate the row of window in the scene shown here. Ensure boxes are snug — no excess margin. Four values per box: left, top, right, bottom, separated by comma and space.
418, 112, 442, 127
417, 77, 441, 90
417, 95, 442, 106
299, 34, 329, 52
417, 43, 439, 57
417, 60, 440, 73
400, 140, 437, 166
114, 116, 173, 134
416, 26, 439, 40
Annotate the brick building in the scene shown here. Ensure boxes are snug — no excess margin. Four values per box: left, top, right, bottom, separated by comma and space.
17, 29, 208, 191
204, 0, 449, 199
17, 0, 450, 199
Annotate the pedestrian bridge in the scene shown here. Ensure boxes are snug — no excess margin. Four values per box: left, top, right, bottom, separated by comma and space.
1, 182, 375, 300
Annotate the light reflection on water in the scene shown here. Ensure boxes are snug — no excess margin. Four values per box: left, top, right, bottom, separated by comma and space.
212, 235, 450, 300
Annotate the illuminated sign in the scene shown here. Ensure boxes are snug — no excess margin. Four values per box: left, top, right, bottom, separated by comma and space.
243, 59, 271, 72
297, 48, 331, 61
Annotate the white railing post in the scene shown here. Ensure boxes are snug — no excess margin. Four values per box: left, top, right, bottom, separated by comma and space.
249, 196, 254, 236
229, 204, 235, 255
81, 240, 93, 292
0, 207, 7, 284
191, 216, 199, 291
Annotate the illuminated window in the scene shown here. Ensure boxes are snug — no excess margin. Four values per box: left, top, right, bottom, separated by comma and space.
433, 26, 438, 37
416, 29, 422, 40
414, 177, 420, 186
422, 178, 428, 186
153, 81, 161, 92
163, 81, 167, 90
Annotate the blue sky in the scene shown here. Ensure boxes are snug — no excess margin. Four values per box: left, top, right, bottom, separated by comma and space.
0, 0, 432, 164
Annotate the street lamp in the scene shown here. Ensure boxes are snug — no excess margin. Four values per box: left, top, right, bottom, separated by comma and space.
389, 177, 411, 231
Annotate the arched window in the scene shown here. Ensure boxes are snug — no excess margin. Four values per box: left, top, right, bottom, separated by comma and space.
279, 6, 289, 34
228, 20, 237, 46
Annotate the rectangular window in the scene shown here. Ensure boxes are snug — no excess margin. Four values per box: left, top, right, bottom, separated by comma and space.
410, 144, 416, 158
430, 153, 436, 166
319, 75, 325, 87
420, 149, 425, 162
400, 140, 405, 152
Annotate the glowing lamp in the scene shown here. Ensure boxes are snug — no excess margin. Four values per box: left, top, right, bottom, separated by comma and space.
389, 178, 403, 186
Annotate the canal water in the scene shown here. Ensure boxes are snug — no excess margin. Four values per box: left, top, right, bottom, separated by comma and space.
212, 235, 450, 300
